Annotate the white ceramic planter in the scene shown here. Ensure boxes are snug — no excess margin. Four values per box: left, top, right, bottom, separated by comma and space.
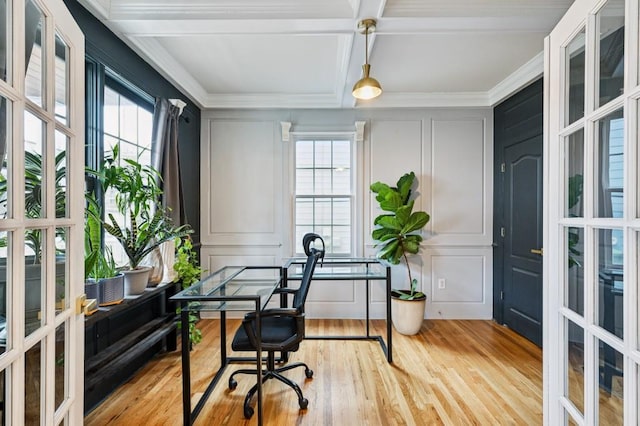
391, 296, 426, 335
121, 266, 152, 296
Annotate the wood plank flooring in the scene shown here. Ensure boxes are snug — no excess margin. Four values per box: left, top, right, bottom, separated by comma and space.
84, 319, 543, 425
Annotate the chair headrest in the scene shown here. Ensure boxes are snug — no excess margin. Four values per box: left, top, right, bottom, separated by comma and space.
303, 233, 325, 259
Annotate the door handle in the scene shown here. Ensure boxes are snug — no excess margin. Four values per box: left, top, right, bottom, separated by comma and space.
530, 248, 543, 256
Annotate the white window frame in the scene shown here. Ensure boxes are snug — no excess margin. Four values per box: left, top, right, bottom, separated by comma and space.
291, 132, 357, 257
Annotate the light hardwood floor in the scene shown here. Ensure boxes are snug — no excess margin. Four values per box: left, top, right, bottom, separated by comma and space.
84, 319, 543, 425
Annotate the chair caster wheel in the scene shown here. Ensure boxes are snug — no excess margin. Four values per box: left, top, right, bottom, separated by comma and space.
299, 398, 308, 409
244, 405, 254, 419
228, 378, 237, 390
305, 369, 313, 379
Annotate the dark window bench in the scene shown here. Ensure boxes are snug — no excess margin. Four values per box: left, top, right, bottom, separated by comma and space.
84, 281, 181, 414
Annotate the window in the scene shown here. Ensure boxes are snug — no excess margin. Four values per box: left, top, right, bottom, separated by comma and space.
294, 138, 352, 256
102, 77, 153, 266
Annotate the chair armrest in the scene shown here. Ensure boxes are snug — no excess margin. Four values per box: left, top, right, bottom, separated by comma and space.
273, 288, 297, 295
243, 308, 299, 321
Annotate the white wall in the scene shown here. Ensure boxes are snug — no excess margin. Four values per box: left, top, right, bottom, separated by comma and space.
200, 108, 493, 319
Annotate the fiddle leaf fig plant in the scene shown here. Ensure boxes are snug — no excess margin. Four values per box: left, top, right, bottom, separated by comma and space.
370, 171, 430, 300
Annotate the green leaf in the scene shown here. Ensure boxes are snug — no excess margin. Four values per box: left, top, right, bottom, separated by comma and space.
370, 181, 390, 194
375, 215, 401, 230
402, 211, 430, 234
395, 205, 412, 227
396, 172, 415, 203
377, 240, 400, 264
379, 191, 402, 212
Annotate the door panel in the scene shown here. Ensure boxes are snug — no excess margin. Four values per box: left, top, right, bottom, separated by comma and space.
546, 0, 635, 423
0, 0, 84, 424
503, 137, 543, 346
494, 78, 543, 347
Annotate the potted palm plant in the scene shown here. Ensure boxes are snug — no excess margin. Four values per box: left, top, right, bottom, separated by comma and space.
88, 145, 191, 295
370, 171, 430, 335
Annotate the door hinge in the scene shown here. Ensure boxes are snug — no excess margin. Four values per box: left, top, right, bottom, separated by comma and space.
500, 227, 505, 237
500, 291, 504, 300
501, 163, 505, 173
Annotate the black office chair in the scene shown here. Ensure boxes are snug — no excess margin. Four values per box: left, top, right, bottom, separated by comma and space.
229, 233, 325, 419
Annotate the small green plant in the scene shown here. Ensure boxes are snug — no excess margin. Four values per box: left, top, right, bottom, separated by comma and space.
174, 237, 204, 346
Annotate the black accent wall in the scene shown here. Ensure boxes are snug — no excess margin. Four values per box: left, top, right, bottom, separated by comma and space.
63, 0, 201, 244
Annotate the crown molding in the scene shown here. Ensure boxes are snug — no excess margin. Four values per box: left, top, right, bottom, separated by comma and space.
488, 51, 544, 106
78, 0, 112, 19
203, 93, 343, 109
361, 92, 490, 108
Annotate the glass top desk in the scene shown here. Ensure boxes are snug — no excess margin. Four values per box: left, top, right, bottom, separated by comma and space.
282, 257, 392, 363
170, 265, 282, 426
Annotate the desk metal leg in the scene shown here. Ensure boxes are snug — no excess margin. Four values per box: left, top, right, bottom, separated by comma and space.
256, 303, 263, 426
365, 280, 370, 337
386, 266, 393, 363
180, 305, 191, 425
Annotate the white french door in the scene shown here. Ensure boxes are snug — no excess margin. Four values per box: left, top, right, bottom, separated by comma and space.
0, 0, 85, 424
545, 0, 640, 424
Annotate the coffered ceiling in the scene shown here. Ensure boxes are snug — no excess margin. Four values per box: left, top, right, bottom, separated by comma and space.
78, 0, 574, 109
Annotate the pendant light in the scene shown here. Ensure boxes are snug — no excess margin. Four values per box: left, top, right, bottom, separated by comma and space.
352, 18, 382, 100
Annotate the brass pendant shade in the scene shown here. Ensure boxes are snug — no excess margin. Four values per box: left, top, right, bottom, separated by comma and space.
352, 19, 382, 100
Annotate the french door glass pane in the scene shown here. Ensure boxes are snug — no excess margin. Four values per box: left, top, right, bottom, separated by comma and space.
566, 227, 585, 315
54, 131, 68, 218
0, 369, 5, 423
0, 231, 7, 355
25, 228, 44, 337
637, 100, 640, 217
25, 340, 42, 424
55, 227, 68, 313
0, 0, 6, 82
24, 0, 44, 108
565, 129, 584, 217
637, 232, 640, 350
596, 109, 624, 218
597, 0, 625, 108
566, 319, 584, 415
24, 110, 44, 219
54, 33, 69, 126
0, 96, 8, 219
598, 339, 623, 424
597, 228, 623, 338
54, 323, 66, 410
566, 28, 586, 125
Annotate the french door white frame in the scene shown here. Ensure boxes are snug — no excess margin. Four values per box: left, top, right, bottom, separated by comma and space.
0, 0, 84, 424
545, 0, 640, 424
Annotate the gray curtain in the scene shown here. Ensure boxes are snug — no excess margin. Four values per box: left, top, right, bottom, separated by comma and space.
150, 98, 185, 225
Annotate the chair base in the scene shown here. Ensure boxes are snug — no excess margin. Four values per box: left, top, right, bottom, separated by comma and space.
228, 353, 313, 419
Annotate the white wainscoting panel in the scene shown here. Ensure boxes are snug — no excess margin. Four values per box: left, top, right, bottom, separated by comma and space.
425, 247, 493, 319
429, 118, 492, 246
203, 119, 282, 246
